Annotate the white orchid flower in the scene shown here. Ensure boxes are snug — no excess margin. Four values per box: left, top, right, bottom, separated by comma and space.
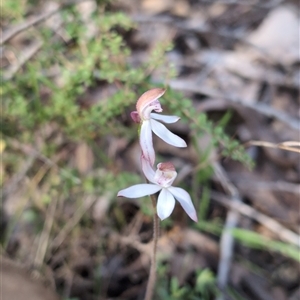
117, 158, 198, 222
130, 88, 187, 166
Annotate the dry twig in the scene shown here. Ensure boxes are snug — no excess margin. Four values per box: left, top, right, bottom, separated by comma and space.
51, 195, 97, 249
246, 140, 300, 154
1, 0, 91, 45
34, 196, 58, 269
3, 155, 37, 200
132, 13, 286, 67
197, 0, 283, 8
211, 192, 300, 247
170, 80, 300, 130
4, 40, 43, 80
228, 178, 300, 195
7, 138, 81, 184
213, 162, 241, 299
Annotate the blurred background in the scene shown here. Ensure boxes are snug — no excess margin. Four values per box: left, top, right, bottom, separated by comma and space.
1, 0, 299, 299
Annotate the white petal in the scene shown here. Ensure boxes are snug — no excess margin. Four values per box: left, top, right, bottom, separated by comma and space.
157, 188, 176, 220
150, 113, 180, 123
118, 184, 161, 198
168, 187, 198, 222
140, 121, 155, 165
150, 119, 187, 148
141, 155, 156, 183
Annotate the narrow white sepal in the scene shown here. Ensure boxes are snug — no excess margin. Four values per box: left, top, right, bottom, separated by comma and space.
151, 113, 180, 124
140, 121, 155, 165
150, 119, 187, 148
168, 186, 198, 222
118, 184, 161, 198
141, 156, 156, 183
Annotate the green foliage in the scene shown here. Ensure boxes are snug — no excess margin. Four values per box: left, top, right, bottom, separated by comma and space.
157, 267, 219, 300
157, 275, 191, 300
195, 269, 219, 299
194, 223, 299, 261
198, 185, 211, 222
3, 5, 143, 141
1, 0, 26, 22
231, 228, 300, 262
161, 90, 254, 168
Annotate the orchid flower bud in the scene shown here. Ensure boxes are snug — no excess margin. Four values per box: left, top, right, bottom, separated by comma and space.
132, 88, 187, 165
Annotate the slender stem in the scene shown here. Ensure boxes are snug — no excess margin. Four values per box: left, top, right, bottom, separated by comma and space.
144, 194, 160, 300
